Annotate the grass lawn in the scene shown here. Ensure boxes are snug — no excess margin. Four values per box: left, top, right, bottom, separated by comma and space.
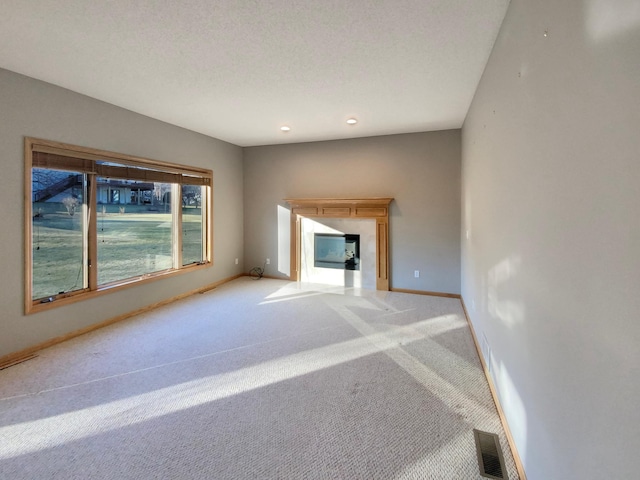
32, 203, 203, 300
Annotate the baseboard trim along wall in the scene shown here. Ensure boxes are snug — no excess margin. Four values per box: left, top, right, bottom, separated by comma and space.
460, 297, 528, 480
390, 287, 461, 299
0, 273, 244, 368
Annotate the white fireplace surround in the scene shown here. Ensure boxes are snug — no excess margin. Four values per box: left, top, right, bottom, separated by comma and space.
301, 217, 376, 289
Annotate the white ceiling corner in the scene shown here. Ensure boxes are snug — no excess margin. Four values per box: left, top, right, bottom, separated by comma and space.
0, 0, 510, 147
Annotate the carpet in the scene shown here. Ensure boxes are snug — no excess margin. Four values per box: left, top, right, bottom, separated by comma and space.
0, 278, 519, 479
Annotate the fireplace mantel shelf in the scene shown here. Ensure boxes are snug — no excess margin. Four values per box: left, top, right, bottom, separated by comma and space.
284, 197, 393, 291
284, 197, 393, 219
284, 197, 393, 204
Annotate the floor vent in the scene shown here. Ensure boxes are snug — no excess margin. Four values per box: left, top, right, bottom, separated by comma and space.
473, 429, 507, 479
0, 353, 38, 371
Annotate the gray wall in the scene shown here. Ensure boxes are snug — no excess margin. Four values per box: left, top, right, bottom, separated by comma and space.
462, 1, 640, 479
244, 131, 461, 294
0, 69, 244, 358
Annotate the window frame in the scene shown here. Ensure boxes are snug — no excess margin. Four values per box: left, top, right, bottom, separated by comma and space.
25, 137, 213, 314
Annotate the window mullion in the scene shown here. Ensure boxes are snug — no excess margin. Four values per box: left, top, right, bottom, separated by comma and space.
87, 174, 98, 290
203, 186, 210, 263
172, 183, 182, 268
206, 186, 212, 263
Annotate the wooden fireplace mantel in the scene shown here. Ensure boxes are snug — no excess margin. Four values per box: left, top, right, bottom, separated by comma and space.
284, 198, 393, 290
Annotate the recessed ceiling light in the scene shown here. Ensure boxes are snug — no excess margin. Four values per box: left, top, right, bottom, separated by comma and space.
280, 126, 291, 132
346, 118, 358, 125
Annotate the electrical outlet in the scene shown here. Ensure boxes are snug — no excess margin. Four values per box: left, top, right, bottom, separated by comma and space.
414, 270, 419, 278
266, 258, 270, 265
235, 258, 239, 265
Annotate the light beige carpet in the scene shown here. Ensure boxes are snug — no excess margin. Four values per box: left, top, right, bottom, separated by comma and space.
0, 278, 519, 479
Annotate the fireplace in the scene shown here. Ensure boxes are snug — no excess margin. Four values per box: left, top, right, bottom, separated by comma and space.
314, 233, 360, 271
285, 197, 392, 290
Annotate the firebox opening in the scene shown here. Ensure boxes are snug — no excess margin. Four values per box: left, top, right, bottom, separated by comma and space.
314, 233, 360, 271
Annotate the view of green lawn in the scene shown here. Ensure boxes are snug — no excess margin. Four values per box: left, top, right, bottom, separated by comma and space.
32, 202, 203, 300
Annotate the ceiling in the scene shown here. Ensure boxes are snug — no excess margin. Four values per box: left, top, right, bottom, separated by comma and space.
0, 1, 510, 147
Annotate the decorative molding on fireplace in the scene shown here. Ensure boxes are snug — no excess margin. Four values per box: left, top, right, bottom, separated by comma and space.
284, 198, 393, 291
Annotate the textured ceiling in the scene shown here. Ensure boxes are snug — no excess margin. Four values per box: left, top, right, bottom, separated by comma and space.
0, 1, 510, 147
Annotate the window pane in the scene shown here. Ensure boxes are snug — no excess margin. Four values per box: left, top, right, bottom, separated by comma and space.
182, 185, 204, 265
97, 178, 174, 285
32, 168, 86, 300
